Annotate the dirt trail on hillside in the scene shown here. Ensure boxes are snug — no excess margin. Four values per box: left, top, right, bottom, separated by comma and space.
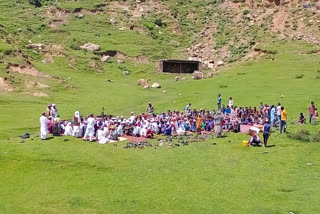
25, 81, 49, 89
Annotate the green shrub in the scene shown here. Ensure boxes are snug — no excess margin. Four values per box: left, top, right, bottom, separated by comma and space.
312, 132, 320, 142
288, 129, 310, 142
296, 74, 304, 79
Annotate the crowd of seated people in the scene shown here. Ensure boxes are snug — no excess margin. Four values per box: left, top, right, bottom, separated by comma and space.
41, 101, 289, 144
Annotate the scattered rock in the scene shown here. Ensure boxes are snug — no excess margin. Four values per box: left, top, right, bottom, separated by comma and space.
137, 79, 151, 87
181, 77, 187, 81
75, 14, 85, 19
41, 60, 48, 63
105, 79, 114, 83
306, 163, 312, 166
193, 71, 204, 80
217, 61, 224, 66
207, 72, 214, 78
123, 71, 129, 75
151, 82, 161, 88
162, 90, 167, 94
80, 43, 100, 51
280, 95, 285, 98
175, 76, 180, 81
117, 59, 124, 64
208, 63, 214, 69
143, 85, 150, 89
25, 43, 45, 50
101, 55, 111, 62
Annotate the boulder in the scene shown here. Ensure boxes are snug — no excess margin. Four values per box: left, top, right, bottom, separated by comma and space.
138, 79, 148, 86
80, 43, 100, 51
25, 43, 45, 50
208, 63, 214, 69
75, 14, 85, 19
101, 55, 111, 62
193, 71, 204, 80
123, 71, 129, 75
151, 82, 161, 88
217, 61, 224, 66
207, 72, 214, 78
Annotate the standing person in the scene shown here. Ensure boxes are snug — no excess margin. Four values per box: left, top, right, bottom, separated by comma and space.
45, 105, 51, 117
263, 120, 271, 147
280, 106, 287, 133
214, 111, 223, 138
196, 113, 202, 135
40, 112, 48, 140
73, 111, 81, 137
259, 102, 264, 113
83, 114, 95, 142
217, 94, 222, 111
51, 104, 57, 118
229, 97, 233, 107
270, 105, 276, 127
308, 101, 316, 125
276, 103, 281, 125
185, 103, 191, 113
146, 102, 154, 115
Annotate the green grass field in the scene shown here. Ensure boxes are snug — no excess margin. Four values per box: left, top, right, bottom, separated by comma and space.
1, 1, 320, 213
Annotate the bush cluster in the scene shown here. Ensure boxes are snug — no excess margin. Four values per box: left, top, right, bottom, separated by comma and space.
288, 129, 310, 142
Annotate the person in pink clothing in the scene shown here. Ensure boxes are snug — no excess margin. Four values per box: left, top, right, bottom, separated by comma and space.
308, 101, 316, 125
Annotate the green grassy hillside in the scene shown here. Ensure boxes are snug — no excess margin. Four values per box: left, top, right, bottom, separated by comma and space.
1, 0, 320, 213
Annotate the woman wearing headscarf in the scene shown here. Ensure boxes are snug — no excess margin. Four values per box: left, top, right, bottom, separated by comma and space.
73, 111, 81, 137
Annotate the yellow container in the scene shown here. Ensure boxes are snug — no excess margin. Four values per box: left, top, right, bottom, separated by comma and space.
242, 140, 249, 147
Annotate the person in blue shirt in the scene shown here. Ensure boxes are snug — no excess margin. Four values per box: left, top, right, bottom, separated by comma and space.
263, 120, 271, 147
225, 106, 231, 116
217, 94, 222, 110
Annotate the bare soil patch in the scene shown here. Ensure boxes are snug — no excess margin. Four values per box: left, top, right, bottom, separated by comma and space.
0, 77, 14, 92
25, 81, 49, 89
24, 92, 48, 97
7, 63, 50, 78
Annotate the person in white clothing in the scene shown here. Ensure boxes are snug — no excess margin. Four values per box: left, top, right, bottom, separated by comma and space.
229, 97, 234, 107
40, 112, 48, 140
276, 103, 282, 124
72, 111, 81, 137
97, 127, 109, 144
83, 114, 95, 142
64, 122, 73, 136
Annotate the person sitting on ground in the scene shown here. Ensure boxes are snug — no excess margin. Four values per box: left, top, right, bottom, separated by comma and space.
297, 113, 306, 125
163, 123, 172, 136
146, 102, 154, 115
64, 122, 73, 136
